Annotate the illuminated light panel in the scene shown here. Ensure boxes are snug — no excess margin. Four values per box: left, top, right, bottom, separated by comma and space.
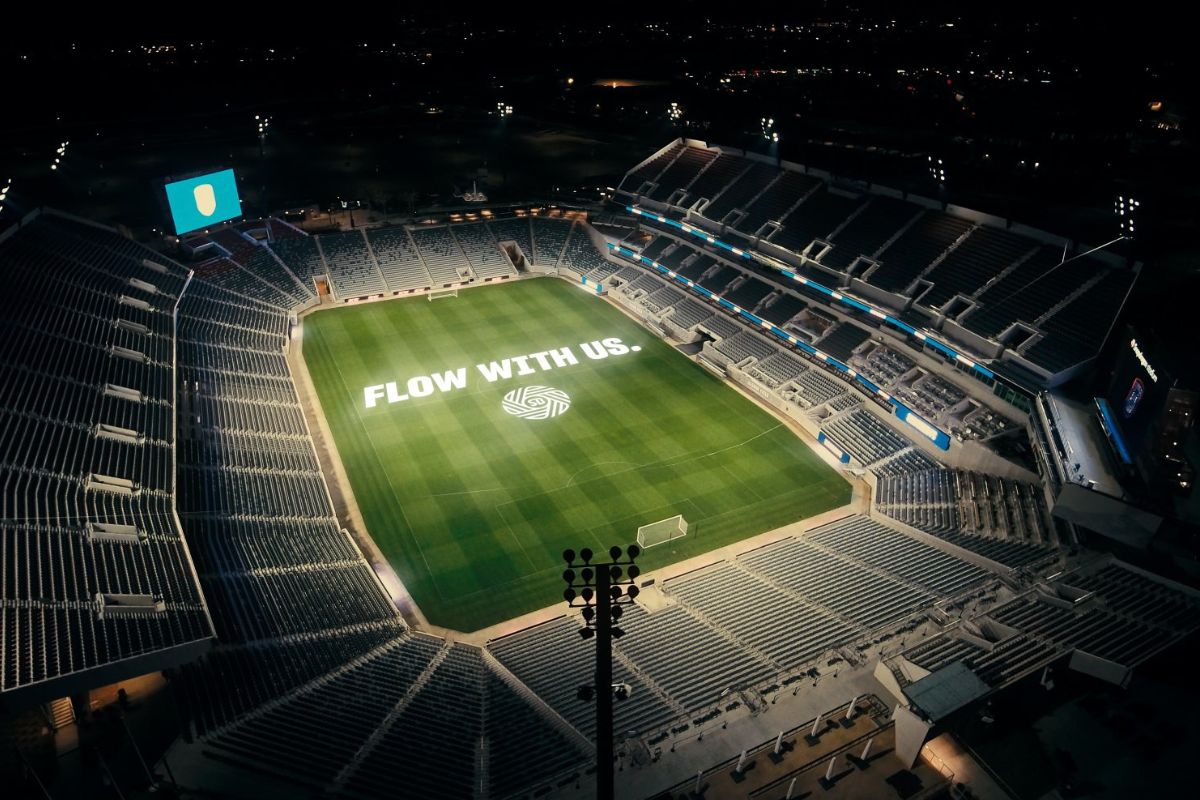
165, 169, 242, 235
903, 412, 939, 441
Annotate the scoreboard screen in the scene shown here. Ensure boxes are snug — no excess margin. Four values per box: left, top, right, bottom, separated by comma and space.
1103, 332, 1171, 463
164, 169, 242, 235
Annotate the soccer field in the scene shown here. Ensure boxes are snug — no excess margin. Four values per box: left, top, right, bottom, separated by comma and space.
302, 278, 850, 631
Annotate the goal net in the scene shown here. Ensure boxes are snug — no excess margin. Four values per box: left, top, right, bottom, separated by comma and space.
428, 288, 459, 301
636, 514, 689, 549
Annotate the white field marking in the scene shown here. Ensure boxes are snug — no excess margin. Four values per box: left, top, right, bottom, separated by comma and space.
329, 342, 445, 601
455, 474, 839, 597
424, 487, 507, 499
492, 502, 540, 573
501, 385, 571, 420
415, 422, 792, 509
518, 423, 790, 502
562, 460, 639, 489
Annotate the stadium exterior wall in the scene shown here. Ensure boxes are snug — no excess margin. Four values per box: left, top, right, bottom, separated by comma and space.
1068, 650, 1133, 687
954, 439, 1040, 483
848, 276, 911, 310
1008, 222, 1070, 249
940, 319, 1005, 360
867, 184, 905, 201
944, 204, 1009, 231
906, 193, 942, 211
1052, 483, 1161, 548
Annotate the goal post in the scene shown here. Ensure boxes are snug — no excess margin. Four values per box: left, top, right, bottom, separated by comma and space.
428, 288, 459, 301
636, 514, 689, 549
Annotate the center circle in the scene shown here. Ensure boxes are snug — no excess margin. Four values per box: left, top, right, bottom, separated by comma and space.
501, 385, 571, 420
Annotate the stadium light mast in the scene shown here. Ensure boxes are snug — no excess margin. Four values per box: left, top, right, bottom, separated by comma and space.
256, 115, 272, 157
761, 117, 781, 166
668, 101, 684, 126
1115, 195, 1139, 239
928, 156, 947, 189
0, 178, 11, 216
760, 117, 778, 143
562, 545, 641, 800
50, 141, 69, 172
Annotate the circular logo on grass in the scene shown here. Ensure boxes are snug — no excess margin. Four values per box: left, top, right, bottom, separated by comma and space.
502, 386, 571, 420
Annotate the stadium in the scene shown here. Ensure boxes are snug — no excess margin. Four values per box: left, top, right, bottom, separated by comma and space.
2, 11, 1198, 800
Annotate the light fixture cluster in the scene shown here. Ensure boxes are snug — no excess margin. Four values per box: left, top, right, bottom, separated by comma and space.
256, 115, 272, 138
668, 102, 684, 122
928, 155, 946, 185
0, 178, 11, 215
496, 102, 513, 117
51, 141, 69, 171
1115, 196, 1140, 238
761, 117, 778, 143
562, 545, 641, 641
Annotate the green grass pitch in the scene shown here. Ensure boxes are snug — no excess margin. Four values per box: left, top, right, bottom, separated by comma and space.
302, 278, 850, 631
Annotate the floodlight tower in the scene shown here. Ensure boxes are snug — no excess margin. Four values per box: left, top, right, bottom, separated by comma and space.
562, 545, 642, 800
1115, 195, 1140, 240
51, 141, 69, 172
761, 116, 779, 143
0, 178, 12, 217
761, 117, 780, 165
928, 156, 947, 189
256, 115, 272, 157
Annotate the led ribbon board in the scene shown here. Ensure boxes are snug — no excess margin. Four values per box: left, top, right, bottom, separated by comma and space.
626, 204, 995, 383
610, 241, 953, 451
165, 169, 242, 235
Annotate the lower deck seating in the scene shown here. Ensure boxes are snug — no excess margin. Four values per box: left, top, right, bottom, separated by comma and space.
806, 516, 988, 596
318, 231, 387, 298
488, 617, 674, 740
365, 227, 432, 291
616, 605, 775, 710
821, 410, 908, 465
665, 564, 858, 669
410, 227, 471, 285
741, 537, 934, 630
451, 223, 515, 279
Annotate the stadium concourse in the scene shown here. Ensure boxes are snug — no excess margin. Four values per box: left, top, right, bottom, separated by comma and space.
0, 140, 1196, 800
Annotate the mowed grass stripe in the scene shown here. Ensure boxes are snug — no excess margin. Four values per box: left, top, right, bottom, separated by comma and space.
303, 278, 851, 630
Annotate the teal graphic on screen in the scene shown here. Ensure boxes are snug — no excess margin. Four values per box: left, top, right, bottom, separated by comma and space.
165, 169, 242, 234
